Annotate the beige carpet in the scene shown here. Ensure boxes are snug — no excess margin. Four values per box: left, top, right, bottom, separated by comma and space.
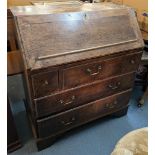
111, 127, 148, 155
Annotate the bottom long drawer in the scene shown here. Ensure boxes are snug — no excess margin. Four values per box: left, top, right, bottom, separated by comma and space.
37, 89, 132, 138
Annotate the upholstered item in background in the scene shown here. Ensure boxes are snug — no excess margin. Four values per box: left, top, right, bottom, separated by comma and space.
111, 127, 148, 155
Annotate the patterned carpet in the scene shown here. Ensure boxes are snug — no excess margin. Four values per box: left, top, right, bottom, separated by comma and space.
8, 75, 148, 155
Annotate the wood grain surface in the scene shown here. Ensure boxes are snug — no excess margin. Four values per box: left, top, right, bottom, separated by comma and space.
37, 90, 132, 138
11, 3, 144, 69
7, 50, 24, 75
34, 73, 134, 118
11, 3, 144, 150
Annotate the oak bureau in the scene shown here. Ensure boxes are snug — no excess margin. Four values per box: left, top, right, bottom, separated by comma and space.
11, 3, 144, 150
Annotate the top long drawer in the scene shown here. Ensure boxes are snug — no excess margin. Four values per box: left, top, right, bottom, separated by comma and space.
62, 52, 142, 89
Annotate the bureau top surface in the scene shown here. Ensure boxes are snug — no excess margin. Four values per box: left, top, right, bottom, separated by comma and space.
11, 3, 144, 70
10, 2, 131, 15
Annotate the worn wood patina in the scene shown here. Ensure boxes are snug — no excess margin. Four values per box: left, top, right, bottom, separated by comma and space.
11, 3, 144, 150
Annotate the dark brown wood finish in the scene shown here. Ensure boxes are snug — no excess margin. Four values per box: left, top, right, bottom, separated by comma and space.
37, 90, 131, 138
7, 9, 18, 52
30, 51, 142, 99
29, 48, 141, 75
34, 73, 134, 118
31, 69, 59, 98
36, 106, 129, 151
11, 3, 144, 70
11, 3, 144, 150
63, 52, 142, 89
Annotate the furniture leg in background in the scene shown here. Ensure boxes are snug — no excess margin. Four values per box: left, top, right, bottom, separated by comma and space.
135, 41, 148, 107
7, 8, 25, 153
7, 51, 24, 152
7, 97, 22, 153
138, 87, 148, 107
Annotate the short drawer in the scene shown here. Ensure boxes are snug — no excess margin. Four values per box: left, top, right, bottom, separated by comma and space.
31, 70, 59, 98
37, 90, 131, 138
62, 52, 142, 89
34, 73, 134, 118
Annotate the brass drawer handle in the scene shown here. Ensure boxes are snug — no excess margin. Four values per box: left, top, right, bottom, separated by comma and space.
60, 96, 75, 105
61, 117, 75, 126
105, 100, 118, 109
113, 100, 118, 105
86, 65, 102, 76
130, 59, 135, 64
108, 82, 121, 90
44, 80, 49, 85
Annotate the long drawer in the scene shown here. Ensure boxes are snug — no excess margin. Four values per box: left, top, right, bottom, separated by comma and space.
62, 52, 142, 89
34, 73, 134, 118
37, 90, 132, 138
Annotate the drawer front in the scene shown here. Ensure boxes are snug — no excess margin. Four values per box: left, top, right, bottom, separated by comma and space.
63, 52, 142, 89
37, 90, 131, 138
31, 70, 59, 98
35, 73, 134, 118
